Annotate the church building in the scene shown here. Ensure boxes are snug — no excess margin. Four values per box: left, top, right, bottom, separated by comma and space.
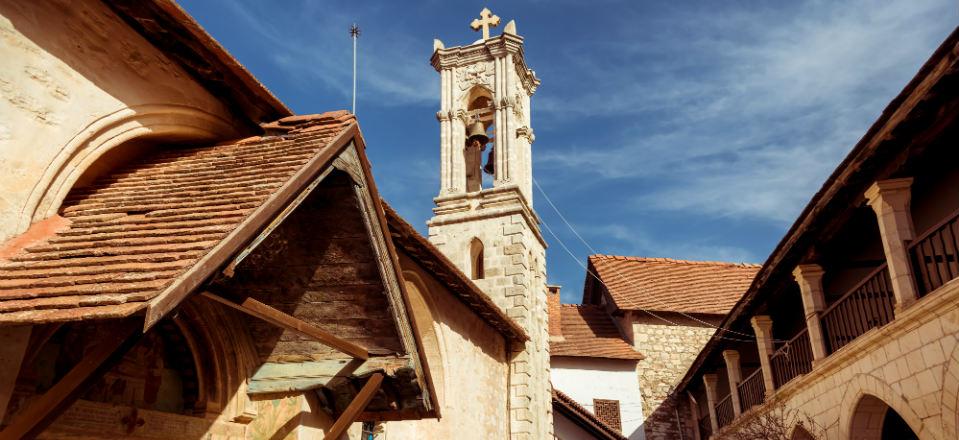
0, 2, 550, 439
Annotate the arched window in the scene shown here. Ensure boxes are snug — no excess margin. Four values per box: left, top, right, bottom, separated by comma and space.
470, 238, 485, 280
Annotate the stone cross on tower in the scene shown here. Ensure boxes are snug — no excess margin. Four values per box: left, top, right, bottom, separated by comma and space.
470, 7, 500, 40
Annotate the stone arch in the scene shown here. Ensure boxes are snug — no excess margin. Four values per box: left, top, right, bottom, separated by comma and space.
401, 270, 447, 406
939, 342, 959, 439
464, 85, 494, 114
19, 104, 238, 233
175, 295, 260, 421
469, 237, 485, 280
839, 374, 925, 439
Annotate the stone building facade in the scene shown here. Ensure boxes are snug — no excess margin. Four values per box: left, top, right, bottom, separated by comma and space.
583, 256, 759, 439
427, 14, 553, 440
676, 26, 959, 440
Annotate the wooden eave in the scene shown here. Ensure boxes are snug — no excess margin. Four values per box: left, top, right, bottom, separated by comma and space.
676, 25, 959, 393
101, 0, 292, 129
552, 389, 626, 440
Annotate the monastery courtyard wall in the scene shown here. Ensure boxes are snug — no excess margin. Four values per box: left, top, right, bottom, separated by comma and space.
712, 279, 959, 439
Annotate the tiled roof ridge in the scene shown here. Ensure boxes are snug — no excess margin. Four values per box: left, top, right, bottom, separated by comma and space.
589, 254, 761, 268
552, 388, 627, 440
559, 303, 602, 309
260, 110, 355, 133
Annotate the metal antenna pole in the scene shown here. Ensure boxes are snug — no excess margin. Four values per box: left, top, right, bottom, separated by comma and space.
350, 24, 360, 115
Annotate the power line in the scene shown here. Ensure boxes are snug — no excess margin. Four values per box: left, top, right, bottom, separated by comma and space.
533, 177, 788, 344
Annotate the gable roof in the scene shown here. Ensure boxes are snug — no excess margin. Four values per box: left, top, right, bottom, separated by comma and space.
0, 111, 442, 419
552, 388, 627, 440
587, 255, 759, 315
383, 204, 528, 344
0, 111, 356, 325
549, 304, 643, 361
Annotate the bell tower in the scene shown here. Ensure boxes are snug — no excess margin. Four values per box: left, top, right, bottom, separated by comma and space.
428, 8, 551, 439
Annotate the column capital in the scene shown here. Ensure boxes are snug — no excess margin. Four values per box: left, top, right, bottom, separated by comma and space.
703, 373, 719, 388
750, 315, 773, 334
792, 263, 825, 282
722, 349, 740, 363
864, 178, 914, 206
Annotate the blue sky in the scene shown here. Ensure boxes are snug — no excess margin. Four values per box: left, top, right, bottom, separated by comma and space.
179, 0, 956, 303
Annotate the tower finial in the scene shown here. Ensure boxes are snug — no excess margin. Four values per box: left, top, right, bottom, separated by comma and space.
470, 8, 500, 40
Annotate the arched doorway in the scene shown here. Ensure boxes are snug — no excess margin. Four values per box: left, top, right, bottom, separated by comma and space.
849, 394, 919, 440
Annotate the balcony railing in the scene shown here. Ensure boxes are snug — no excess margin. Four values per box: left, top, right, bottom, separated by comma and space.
769, 329, 813, 388
715, 393, 734, 429
820, 265, 895, 354
737, 368, 766, 411
910, 207, 959, 296
699, 414, 712, 438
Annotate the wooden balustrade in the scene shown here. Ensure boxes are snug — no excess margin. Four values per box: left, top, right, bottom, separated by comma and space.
715, 393, 734, 429
769, 329, 813, 388
820, 265, 895, 354
737, 368, 766, 411
910, 207, 959, 296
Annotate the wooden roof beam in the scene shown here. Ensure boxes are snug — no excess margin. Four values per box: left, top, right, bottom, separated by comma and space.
200, 290, 370, 360
0, 318, 141, 440
324, 373, 384, 440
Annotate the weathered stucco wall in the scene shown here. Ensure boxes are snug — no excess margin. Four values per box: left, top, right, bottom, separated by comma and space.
0, 0, 242, 242
712, 280, 959, 440
380, 252, 510, 439
554, 411, 601, 440
551, 356, 645, 439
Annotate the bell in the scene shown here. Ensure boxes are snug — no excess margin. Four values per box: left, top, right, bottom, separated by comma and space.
483, 147, 495, 175
466, 121, 489, 146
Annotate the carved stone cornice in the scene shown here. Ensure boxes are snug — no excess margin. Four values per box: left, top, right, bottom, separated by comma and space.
430, 34, 541, 95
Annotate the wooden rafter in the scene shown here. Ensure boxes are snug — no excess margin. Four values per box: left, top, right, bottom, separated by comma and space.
324, 373, 384, 440
0, 319, 141, 440
200, 291, 369, 360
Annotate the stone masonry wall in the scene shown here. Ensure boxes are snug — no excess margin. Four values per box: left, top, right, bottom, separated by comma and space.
429, 209, 551, 439
623, 313, 719, 440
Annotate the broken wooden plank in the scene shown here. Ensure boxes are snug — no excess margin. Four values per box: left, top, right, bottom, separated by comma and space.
248, 357, 410, 394
200, 290, 369, 360
324, 373, 384, 440
0, 318, 141, 440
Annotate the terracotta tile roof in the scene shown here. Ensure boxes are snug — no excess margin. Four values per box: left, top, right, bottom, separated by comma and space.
0, 111, 356, 324
549, 304, 643, 361
382, 203, 529, 343
589, 255, 759, 315
552, 388, 627, 440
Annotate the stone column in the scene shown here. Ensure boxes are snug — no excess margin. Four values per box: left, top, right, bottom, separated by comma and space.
793, 264, 829, 361
750, 316, 776, 397
722, 350, 743, 417
703, 373, 720, 433
865, 178, 919, 311
687, 392, 702, 440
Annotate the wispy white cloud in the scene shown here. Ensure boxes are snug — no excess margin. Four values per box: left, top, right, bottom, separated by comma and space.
537, 0, 955, 223
222, 0, 436, 106
581, 223, 758, 263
